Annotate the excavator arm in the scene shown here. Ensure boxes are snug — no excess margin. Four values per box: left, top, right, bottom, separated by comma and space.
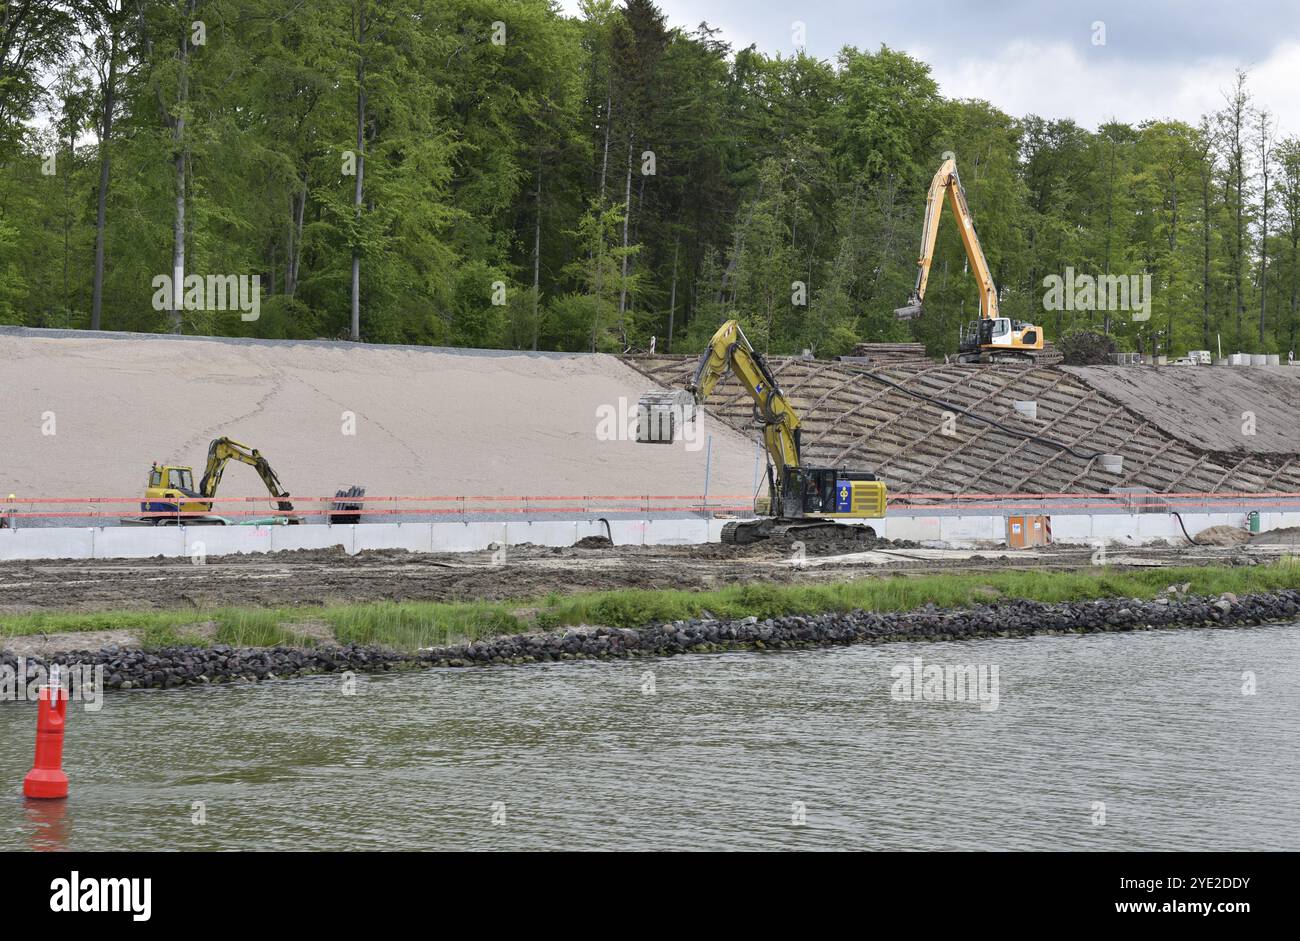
687, 320, 802, 474
895, 157, 999, 321
198, 437, 295, 516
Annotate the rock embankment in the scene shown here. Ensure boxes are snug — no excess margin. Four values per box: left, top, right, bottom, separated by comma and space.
4, 589, 1297, 693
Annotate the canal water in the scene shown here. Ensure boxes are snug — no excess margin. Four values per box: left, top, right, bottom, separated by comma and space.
3, 624, 1297, 851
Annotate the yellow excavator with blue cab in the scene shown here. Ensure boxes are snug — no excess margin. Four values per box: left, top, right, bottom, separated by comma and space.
141, 437, 296, 524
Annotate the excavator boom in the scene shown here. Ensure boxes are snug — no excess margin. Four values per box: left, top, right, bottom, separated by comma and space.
199, 437, 295, 516
895, 157, 999, 321
686, 320, 802, 473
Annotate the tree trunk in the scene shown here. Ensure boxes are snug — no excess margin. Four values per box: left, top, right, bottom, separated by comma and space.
1258, 116, 1271, 346
598, 85, 611, 202
1202, 165, 1212, 351
350, 3, 366, 342
286, 183, 306, 298
667, 234, 679, 352
616, 142, 632, 344
531, 147, 542, 351
91, 26, 117, 332
169, 7, 192, 333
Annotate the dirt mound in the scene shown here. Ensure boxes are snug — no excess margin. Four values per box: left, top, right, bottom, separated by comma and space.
1194, 525, 1251, 546
0, 329, 757, 504
1250, 526, 1300, 545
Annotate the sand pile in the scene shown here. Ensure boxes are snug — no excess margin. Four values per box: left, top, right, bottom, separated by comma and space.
0, 329, 760, 509
1193, 525, 1251, 546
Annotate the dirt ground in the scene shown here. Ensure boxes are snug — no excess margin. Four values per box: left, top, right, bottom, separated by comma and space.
0, 537, 1283, 616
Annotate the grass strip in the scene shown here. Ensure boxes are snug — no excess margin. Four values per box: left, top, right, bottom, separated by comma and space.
3, 560, 1299, 651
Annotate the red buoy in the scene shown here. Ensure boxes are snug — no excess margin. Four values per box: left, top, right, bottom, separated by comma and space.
23, 672, 69, 800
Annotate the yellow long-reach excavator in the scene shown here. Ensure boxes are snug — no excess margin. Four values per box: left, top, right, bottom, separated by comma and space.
895, 157, 1044, 363
638, 319, 887, 544
140, 436, 297, 524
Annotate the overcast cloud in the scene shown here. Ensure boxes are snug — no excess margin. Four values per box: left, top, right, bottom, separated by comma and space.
562, 0, 1300, 134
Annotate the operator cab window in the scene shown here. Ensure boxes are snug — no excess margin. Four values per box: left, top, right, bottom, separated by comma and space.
992, 319, 1010, 337
149, 470, 162, 488
803, 474, 822, 513
168, 469, 193, 492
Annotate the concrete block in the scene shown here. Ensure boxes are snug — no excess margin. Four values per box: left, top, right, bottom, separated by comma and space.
880, 515, 942, 542
93, 525, 186, 559
354, 523, 434, 553
940, 516, 1002, 544
431, 522, 505, 552
609, 520, 650, 546
0, 527, 95, 561
182, 525, 277, 558
642, 519, 710, 546
505, 521, 579, 547
1047, 515, 1094, 543
272, 524, 354, 554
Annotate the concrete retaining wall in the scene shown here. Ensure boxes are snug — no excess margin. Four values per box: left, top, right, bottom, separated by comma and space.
0, 518, 721, 561
4, 510, 1300, 560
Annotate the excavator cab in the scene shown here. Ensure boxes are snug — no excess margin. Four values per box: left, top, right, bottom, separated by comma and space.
958, 318, 1043, 363
794, 468, 885, 517
142, 463, 209, 517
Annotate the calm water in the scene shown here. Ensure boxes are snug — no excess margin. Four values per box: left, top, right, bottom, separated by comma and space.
3, 624, 1298, 851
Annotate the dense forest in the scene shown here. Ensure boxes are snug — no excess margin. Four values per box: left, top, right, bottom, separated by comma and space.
2, 0, 1298, 358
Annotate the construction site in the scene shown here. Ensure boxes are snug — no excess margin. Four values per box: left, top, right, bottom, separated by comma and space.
2, 156, 1299, 631
3, 321, 1300, 624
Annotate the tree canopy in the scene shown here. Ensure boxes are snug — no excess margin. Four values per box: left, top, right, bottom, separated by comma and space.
2, 1, 1297, 358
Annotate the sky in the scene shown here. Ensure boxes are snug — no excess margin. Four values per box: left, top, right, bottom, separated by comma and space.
560, 0, 1300, 136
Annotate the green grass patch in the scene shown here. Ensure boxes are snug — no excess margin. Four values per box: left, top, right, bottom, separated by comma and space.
3, 560, 1299, 652
320, 600, 521, 649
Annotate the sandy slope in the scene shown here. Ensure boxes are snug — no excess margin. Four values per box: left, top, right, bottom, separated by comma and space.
0, 330, 760, 508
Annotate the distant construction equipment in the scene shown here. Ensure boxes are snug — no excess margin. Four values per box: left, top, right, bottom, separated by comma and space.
140, 436, 298, 525
896, 157, 1045, 364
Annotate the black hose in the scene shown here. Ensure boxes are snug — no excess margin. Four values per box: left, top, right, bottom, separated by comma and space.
854, 367, 1108, 462
1172, 511, 1198, 545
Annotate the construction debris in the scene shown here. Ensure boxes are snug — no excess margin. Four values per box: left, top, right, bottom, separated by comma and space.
838, 342, 932, 364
